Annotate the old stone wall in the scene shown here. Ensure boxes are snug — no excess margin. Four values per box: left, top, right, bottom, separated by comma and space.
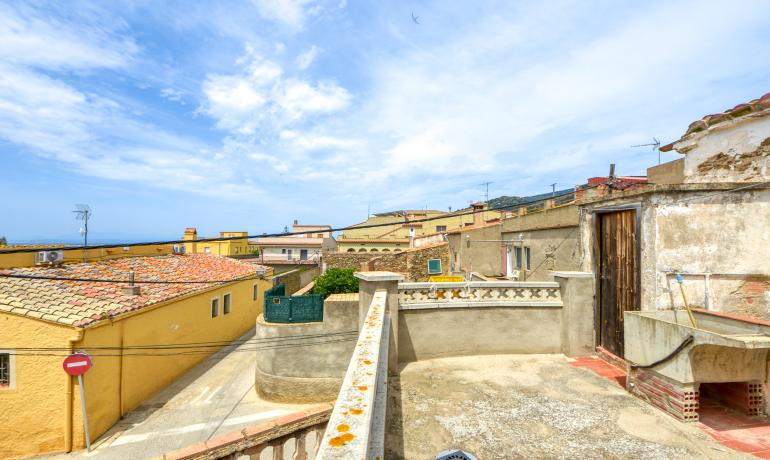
364, 243, 451, 281
323, 252, 378, 270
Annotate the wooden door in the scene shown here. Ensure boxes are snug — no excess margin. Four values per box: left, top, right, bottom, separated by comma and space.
598, 209, 639, 357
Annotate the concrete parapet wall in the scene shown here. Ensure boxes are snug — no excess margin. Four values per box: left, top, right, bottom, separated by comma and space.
255, 294, 359, 403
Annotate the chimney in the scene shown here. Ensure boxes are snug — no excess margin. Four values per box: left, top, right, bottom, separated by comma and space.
471, 202, 485, 226
294, 219, 299, 225
121, 270, 141, 296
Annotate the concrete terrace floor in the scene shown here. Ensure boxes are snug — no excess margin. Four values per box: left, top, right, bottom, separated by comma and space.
386, 354, 749, 460
41, 329, 312, 460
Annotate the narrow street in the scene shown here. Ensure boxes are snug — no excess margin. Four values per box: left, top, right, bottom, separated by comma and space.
43, 329, 311, 460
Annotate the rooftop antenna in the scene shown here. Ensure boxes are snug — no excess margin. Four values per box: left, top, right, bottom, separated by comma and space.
550, 183, 557, 197
72, 204, 91, 263
479, 181, 493, 202
632, 137, 662, 164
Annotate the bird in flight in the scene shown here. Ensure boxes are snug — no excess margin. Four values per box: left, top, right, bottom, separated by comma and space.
411, 11, 420, 24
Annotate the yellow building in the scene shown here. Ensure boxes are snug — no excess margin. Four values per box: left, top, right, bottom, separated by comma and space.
0, 243, 174, 269
183, 228, 251, 256
0, 254, 273, 458
337, 204, 501, 253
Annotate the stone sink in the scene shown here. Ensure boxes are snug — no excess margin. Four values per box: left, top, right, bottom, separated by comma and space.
624, 309, 770, 385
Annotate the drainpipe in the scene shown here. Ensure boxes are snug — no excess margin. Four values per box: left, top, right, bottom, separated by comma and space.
64, 329, 85, 452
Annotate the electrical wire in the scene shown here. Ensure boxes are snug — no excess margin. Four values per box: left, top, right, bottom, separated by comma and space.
0, 185, 602, 255
8, 329, 359, 352
6, 335, 359, 357
0, 272, 264, 284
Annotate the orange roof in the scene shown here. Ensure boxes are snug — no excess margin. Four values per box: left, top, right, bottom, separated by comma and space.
0, 254, 267, 328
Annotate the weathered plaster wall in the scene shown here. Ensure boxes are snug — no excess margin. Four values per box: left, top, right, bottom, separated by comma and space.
501, 203, 579, 233
678, 114, 770, 183
502, 226, 581, 281
447, 225, 503, 276
255, 294, 358, 403
579, 186, 770, 321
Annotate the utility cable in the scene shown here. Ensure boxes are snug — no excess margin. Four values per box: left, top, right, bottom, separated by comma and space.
8, 329, 359, 352
0, 185, 602, 255
628, 335, 694, 369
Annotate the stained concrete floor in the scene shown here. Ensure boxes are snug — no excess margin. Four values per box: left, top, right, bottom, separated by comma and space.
40, 329, 311, 460
386, 354, 750, 459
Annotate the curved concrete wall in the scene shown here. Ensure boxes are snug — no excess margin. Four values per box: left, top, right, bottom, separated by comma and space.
255, 294, 358, 403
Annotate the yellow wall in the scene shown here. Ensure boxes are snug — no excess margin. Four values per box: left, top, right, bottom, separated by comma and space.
183, 232, 250, 257
0, 276, 272, 458
0, 244, 174, 269
340, 209, 502, 244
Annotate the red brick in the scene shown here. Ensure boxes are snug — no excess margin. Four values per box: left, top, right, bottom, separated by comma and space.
274, 411, 308, 426
205, 429, 244, 450
243, 420, 277, 437
164, 442, 208, 460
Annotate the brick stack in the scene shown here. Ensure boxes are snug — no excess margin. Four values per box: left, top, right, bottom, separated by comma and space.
628, 369, 700, 422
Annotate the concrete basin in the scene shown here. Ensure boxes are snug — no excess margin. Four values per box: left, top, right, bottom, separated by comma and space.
625, 310, 770, 385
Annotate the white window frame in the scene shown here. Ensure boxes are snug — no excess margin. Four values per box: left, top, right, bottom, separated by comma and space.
211, 297, 219, 318
204, 247, 211, 254
223, 292, 232, 315
0, 349, 16, 390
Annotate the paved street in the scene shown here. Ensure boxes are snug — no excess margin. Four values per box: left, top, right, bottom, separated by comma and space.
44, 329, 311, 460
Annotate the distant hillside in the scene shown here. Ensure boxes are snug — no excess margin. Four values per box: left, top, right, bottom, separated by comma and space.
486, 188, 574, 210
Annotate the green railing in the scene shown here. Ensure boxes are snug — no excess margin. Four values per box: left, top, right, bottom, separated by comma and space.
264, 284, 324, 323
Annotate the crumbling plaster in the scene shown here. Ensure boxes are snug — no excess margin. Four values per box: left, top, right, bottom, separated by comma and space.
677, 112, 770, 183
580, 186, 770, 321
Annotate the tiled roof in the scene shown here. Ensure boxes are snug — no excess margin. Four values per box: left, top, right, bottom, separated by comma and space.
661, 93, 770, 152
0, 254, 267, 328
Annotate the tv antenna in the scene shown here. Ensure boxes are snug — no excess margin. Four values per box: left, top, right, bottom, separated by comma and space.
479, 181, 493, 202
631, 137, 662, 164
72, 204, 91, 263
550, 183, 557, 196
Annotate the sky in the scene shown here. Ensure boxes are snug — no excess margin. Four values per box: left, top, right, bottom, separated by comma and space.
1, 0, 769, 242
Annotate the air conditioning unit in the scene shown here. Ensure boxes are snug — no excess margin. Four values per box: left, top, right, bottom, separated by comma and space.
172, 244, 186, 254
36, 250, 64, 265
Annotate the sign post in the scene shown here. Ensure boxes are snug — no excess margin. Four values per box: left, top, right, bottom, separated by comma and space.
62, 352, 93, 451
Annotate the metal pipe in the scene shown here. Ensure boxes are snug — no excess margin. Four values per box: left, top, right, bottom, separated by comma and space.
64, 329, 85, 453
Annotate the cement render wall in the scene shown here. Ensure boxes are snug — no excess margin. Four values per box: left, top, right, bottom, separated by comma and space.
255, 294, 359, 403
397, 307, 563, 362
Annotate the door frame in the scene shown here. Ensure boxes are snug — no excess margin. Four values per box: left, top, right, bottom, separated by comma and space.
590, 203, 643, 355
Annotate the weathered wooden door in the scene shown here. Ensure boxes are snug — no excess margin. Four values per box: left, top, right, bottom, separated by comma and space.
598, 209, 639, 357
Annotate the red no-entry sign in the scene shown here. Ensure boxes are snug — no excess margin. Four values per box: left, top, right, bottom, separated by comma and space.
62, 352, 93, 376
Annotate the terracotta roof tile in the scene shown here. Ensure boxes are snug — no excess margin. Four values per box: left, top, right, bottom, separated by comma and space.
0, 254, 268, 328
661, 92, 770, 151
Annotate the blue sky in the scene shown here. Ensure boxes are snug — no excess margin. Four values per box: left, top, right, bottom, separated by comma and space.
1, 0, 769, 242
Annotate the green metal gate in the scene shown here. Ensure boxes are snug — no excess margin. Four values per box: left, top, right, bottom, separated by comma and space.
264, 286, 324, 323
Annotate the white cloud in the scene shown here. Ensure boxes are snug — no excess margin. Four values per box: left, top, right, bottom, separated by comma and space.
251, 0, 319, 30
295, 45, 319, 70
279, 129, 359, 150
0, 3, 137, 70
160, 88, 184, 102
278, 80, 350, 120
201, 52, 350, 134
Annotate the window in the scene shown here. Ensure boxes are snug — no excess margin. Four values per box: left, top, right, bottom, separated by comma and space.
287, 249, 293, 260
515, 247, 531, 270
253, 284, 259, 301
317, 233, 324, 238
0, 353, 9, 387
436, 225, 447, 232
282, 248, 287, 254
427, 258, 442, 274
223, 293, 231, 315
211, 298, 219, 318
347, 248, 355, 252
204, 247, 211, 254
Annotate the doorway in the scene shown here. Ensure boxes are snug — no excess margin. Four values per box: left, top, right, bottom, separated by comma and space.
596, 208, 639, 358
